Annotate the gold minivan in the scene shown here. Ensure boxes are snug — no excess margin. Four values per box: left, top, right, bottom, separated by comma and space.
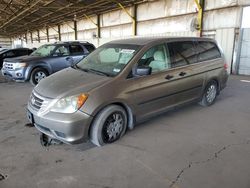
27, 37, 229, 146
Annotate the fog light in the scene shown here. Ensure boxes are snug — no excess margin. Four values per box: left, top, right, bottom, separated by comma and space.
16, 73, 22, 77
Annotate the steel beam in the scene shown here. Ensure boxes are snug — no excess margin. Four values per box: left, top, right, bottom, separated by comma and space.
84, 14, 100, 38
117, 2, 136, 36
0, 0, 44, 29
194, 0, 204, 37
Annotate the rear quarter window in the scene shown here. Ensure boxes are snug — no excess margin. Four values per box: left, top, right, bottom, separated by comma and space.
69, 45, 84, 55
196, 41, 221, 62
84, 44, 95, 53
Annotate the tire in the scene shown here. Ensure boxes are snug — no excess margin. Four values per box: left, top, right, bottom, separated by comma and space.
90, 105, 128, 147
30, 68, 48, 86
199, 80, 218, 107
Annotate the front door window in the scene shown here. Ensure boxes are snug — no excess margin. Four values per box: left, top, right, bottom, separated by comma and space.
137, 44, 171, 73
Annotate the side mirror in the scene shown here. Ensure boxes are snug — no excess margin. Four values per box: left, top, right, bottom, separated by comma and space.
133, 66, 152, 77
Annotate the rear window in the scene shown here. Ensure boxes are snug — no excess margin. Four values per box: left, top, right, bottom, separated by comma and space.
84, 44, 95, 53
196, 41, 221, 62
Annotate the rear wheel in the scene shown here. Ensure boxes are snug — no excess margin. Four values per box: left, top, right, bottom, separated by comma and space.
30, 68, 48, 86
199, 81, 218, 106
90, 105, 127, 146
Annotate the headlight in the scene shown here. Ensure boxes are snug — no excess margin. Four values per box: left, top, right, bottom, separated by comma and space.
50, 94, 88, 113
13, 63, 27, 69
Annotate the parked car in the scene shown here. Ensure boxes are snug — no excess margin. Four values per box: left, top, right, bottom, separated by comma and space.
0, 48, 33, 68
1, 41, 95, 85
27, 37, 229, 146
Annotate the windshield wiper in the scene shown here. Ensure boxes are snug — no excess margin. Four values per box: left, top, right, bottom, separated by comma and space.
73, 64, 89, 72
88, 68, 111, 77
75, 66, 112, 77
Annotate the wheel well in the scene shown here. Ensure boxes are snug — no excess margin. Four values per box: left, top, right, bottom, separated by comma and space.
112, 102, 134, 130
29, 66, 49, 80
88, 102, 135, 138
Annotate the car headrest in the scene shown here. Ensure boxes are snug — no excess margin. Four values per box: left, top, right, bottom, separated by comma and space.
153, 51, 165, 61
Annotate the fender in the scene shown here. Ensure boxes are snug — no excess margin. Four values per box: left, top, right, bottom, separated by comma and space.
85, 99, 135, 131
25, 62, 52, 80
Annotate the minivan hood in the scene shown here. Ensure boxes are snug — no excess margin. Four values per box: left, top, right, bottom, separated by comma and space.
4, 55, 44, 63
34, 67, 111, 99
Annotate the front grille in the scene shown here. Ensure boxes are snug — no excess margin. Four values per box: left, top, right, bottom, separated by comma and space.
30, 93, 44, 110
4, 62, 14, 70
29, 92, 51, 112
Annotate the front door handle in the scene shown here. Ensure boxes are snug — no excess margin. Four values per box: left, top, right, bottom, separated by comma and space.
165, 75, 174, 80
66, 57, 73, 61
179, 72, 187, 76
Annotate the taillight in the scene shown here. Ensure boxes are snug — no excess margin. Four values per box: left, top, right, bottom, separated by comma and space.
224, 63, 228, 70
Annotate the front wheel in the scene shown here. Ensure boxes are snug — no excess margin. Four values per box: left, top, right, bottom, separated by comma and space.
90, 105, 127, 146
30, 68, 48, 86
199, 81, 218, 106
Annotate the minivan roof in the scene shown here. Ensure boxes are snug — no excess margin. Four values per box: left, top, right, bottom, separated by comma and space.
109, 37, 215, 46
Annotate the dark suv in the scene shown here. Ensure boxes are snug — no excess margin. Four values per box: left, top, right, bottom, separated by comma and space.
1, 41, 95, 85
0, 48, 33, 68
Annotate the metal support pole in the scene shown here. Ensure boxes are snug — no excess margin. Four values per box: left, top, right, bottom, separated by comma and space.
74, 20, 78, 40
58, 25, 61, 41
25, 33, 27, 44
97, 14, 101, 38
37, 30, 40, 43
132, 4, 137, 36
46, 27, 49, 42
30, 32, 33, 43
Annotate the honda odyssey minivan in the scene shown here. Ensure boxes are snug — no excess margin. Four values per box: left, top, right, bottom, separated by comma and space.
27, 37, 228, 146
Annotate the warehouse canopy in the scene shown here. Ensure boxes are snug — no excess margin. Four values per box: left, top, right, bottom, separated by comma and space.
0, 0, 142, 36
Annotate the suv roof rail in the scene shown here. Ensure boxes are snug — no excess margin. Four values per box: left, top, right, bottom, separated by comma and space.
54, 41, 90, 44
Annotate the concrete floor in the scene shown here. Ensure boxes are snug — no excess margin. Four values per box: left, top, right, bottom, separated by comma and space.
0, 75, 250, 188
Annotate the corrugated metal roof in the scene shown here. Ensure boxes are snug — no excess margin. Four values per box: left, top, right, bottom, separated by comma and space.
0, 0, 143, 36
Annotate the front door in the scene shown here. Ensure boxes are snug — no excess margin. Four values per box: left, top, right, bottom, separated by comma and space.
49, 45, 71, 72
128, 41, 203, 120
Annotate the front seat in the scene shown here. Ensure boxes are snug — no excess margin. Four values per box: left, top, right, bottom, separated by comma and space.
149, 51, 167, 72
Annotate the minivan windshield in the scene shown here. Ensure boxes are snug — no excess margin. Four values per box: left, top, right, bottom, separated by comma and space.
31, 44, 57, 57
76, 44, 139, 77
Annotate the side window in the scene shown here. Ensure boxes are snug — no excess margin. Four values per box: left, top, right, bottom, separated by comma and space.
15, 50, 26, 56
168, 41, 197, 68
20, 50, 29, 56
84, 44, 95, 53
54, 45, 69, 56
138, 44, 170, 73
69, 45, 84, 55
3, 51, 15, 58
196, 41, 221, 62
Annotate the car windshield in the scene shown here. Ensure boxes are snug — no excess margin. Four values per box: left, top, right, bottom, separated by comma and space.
31, 44, 57, 57
76, 44, 139, 77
